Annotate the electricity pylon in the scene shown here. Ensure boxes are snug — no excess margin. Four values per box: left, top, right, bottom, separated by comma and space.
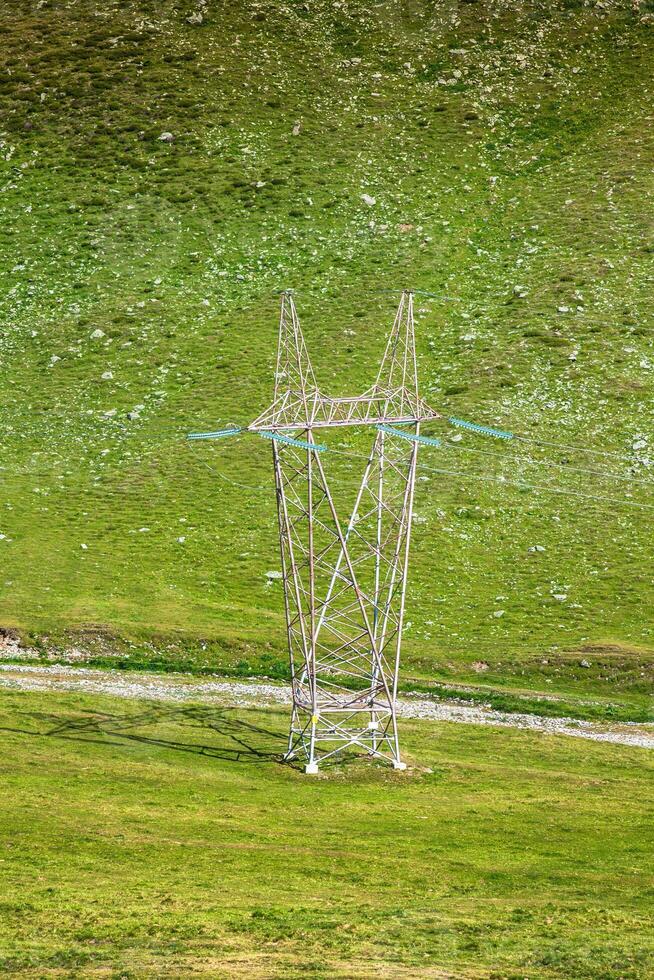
248, 290, 439, 773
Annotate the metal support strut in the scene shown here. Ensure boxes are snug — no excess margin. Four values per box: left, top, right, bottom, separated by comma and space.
247, 290, 438, 773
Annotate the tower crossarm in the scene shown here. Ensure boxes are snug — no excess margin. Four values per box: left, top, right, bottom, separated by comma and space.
249, 391, 440, 432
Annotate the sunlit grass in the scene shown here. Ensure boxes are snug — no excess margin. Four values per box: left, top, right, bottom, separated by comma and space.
0, 687, 652, 977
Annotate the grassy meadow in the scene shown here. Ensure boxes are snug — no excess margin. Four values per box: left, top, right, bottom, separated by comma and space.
0, 687, 652, 978
1, 5, 654, 975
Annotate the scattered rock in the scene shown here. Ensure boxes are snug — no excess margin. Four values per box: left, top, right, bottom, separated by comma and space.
158, 132, 175, 143
2, 665, 650, 748
580, 659, 591, 668
265, 570, 283, 580
361, 193, 376, 207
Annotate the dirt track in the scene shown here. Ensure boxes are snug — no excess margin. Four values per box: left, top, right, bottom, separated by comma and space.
1, 662, 652, 749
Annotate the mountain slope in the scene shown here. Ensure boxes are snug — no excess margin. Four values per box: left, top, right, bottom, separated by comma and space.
0, 1, 653, 707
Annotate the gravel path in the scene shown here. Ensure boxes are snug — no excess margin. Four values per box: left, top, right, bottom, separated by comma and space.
1, 662, 652, 749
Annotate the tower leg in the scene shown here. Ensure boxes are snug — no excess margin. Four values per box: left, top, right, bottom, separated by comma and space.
284, 703, 299, 761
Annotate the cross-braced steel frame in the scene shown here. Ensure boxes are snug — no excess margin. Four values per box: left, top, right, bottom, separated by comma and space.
249, 290, 438, 773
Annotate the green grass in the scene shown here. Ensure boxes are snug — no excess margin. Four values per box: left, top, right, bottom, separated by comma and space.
0, 687, 652, 978
0, 3, 653, 706
1, 8, 652, 975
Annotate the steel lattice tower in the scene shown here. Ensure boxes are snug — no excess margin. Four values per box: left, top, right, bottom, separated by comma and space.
247, 290, 439, 773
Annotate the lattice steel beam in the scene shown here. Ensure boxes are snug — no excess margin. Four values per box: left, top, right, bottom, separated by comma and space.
246, 290, 438, 773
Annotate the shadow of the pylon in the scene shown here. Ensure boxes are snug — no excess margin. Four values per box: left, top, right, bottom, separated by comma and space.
3, 703, 290, 766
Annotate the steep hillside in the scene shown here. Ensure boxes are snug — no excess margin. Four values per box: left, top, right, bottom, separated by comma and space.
0, 1, 653, 710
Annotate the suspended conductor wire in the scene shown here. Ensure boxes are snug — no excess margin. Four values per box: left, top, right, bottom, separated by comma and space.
512, 432, 650, 464
186, 442, 375, 493
334, 437, 652, 493
13, 414, 652, 511
327, 445, 654, 511
186, 441, 272, 492
438, 440, 654, 487
445, 416, 648, 464
417, 461, 654, 512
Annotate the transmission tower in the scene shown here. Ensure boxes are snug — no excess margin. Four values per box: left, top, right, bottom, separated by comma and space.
246, 290, 439, 772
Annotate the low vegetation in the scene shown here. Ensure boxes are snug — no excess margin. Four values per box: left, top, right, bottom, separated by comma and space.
1, 688, 652, 978
1, 7, 653, 973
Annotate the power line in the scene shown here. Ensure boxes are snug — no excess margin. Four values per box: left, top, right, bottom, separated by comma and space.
3, 404, 652, 469
324, 444, 654, 511
4, 403, 654, 510
512, 432, 651, 464
433, 414, 652, 465
417, 461, 654, 512
438, 440, 654, 487
5, 438, 654, 511
187, 441, 272, 492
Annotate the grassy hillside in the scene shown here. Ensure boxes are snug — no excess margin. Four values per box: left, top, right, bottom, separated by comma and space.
1, 687, 652, 978
0, 0, 653, 710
